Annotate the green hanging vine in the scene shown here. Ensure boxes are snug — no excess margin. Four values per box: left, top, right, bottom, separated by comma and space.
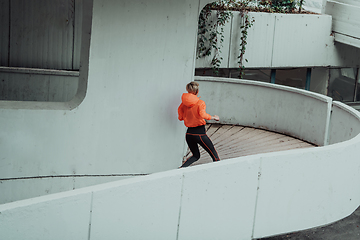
197, 0, 255, 77
197, 0, 307, 78
238, 12, 255, 78
197, 3, 233, 75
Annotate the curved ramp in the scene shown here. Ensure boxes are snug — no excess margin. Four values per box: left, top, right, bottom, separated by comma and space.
186, 124, 315, 166
1, 78, 360, 240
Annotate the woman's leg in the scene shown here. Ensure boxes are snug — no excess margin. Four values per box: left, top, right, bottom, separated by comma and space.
181, 134, 201, 168
198, 134, 220, 162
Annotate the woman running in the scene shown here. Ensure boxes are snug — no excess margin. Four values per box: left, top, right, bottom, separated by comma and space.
178, 81, 220, 168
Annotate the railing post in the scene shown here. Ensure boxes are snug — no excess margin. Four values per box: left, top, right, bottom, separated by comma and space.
353, 68, 359, 102
305, 68, 312, 90
270, 69, 276, 84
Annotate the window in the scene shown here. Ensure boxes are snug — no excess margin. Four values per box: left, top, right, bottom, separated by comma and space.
273, 68, 308, 89
0, 0, 90, 104
195, 66, 360, 107
195, 68, 271, 83
328, 68, 358, 102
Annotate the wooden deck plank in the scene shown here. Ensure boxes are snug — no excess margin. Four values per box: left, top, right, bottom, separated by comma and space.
220, 134, 312, 156
210, 124, 236, 142
237, 135, 306, 152
222, 141, 313, 159
200, 126, 274, 157
214, 127, 257, 149
205, 123, 221, 137
184, 124, 316, 166
221, 130, 275, 150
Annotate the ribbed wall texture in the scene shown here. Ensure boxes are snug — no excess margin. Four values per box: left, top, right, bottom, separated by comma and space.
1, 0, 82, 70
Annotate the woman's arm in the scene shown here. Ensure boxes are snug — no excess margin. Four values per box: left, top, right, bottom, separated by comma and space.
178, 103, 184, 121
211, 115, 220, 121
198, 101, 219, 121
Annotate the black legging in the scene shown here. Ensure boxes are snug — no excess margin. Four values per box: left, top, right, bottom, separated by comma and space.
181, 125, 220, 168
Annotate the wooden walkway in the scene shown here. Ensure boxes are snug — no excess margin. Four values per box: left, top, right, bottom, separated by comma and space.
184, 124, 316, 166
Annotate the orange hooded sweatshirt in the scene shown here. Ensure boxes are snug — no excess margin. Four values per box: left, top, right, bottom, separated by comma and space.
178, 93, 212, 127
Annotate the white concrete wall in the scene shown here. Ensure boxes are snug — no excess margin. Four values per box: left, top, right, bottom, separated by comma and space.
252, 134, 360, 238
0, 190, 93, 240
0, 0, 215, 204
195, 76, 332, 146
196, 11, 360, 69
326, 0, 360, 48
3, 3, 360, 206
0, 70, 79, 102
328, 101, 360, 144
1, 78, 360, 240
0, 163, 260, 240
303, 0, 327, 13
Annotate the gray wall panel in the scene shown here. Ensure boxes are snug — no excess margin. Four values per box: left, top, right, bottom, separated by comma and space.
0, 0, 9, 66
73, 0, 83, 70
0, 72, 78, 102
0, 0, 83, 102
9, 0, 75, 70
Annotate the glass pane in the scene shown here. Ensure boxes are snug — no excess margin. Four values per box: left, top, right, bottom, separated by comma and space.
275, 68, 307, 89
195, 68, 271, 83
356, 69, 360, 102
328, 68, 356, 102
195, 68, 231, 77
241, 69, 271, 83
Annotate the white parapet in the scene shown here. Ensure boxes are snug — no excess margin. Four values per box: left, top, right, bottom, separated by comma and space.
196, 76, 332, 146
1, 78, 360, 240
196, 11, 360, 69
325, 0, 360, 48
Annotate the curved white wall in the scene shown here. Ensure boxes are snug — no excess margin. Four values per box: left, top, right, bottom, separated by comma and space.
1, 78, 360, 240
0, 0, 215, 204
328, 101, 360, 144
196, 76, 332, 146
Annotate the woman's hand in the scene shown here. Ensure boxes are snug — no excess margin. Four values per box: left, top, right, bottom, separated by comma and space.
212, 115, 220, 121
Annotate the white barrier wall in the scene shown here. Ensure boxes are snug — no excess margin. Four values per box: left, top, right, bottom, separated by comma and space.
195, 76, 332, 146
1, 79, 360, 240
303, 0, 326, 13
0, 161, 260, 240
196, 11, 360, 69
0, 0, 214, 204
0, 190, 92, 240
328, 101, 360, 144
252, 137, 360, 238
326, 0, 360, 48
